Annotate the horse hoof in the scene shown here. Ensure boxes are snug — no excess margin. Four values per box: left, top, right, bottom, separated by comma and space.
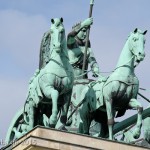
58, 125, 68, 131
43, 114, 49, 127
83, 132, 90, 135
65, 118, 72, 126
49, 115, 57, 126
60, 115, 67, 124
133, 133, 140, 139
133, 128, 141, 139
49, 124, 56, 128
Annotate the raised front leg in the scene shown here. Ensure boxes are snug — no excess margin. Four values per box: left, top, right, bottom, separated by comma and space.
128, 98, 143, 139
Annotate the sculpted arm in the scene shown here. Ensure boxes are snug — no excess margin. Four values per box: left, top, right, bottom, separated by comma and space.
67, 18, 93, 49
88, 48, 107, 82
88, 48, 100, 77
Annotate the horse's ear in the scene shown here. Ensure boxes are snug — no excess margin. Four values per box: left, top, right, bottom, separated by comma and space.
134, 28, 138, 33
60, 17, 63, 23
51, 19, 55, 24
143, 30, 148, 35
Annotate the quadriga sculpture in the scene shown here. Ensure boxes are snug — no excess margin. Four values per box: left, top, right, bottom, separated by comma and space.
6, 18, 74, 143
78, 28, 147, 140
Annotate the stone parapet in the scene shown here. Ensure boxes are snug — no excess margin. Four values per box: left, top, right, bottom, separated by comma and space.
2, 126, 149, 150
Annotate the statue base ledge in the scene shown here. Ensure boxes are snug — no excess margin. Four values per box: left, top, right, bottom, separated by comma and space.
2, 126, 149, 150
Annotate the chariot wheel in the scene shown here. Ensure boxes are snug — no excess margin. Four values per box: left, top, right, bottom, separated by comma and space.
5, 108, 24, 144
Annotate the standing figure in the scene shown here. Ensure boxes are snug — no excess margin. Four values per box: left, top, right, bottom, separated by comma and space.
65, 18, 105, 132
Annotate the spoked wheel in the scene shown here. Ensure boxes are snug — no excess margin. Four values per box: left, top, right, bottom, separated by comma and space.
5, 108, 24, 144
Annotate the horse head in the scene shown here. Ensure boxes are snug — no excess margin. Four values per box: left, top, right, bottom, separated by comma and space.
128, 28, 147, 66
50, 18, 65, 53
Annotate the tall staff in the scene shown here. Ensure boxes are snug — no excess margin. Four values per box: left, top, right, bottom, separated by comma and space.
82, 0, 94, 74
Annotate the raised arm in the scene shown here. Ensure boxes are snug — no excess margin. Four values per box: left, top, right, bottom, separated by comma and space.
67, 18, 93, 49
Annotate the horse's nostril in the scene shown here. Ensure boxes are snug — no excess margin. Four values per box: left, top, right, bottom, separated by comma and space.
139, 52, 141, 55
58, 43, 61, 47
53, 44, 55, 47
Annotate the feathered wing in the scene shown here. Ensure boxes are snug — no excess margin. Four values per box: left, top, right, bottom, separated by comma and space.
39, 30, 51, 69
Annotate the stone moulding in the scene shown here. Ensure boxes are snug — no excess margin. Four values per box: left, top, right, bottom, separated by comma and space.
2, 126, 149, 150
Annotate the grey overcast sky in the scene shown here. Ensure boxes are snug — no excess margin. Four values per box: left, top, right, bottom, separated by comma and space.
0, 0, 150, 146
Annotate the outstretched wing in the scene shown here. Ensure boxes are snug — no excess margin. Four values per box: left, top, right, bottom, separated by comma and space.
39, 30, 51, 69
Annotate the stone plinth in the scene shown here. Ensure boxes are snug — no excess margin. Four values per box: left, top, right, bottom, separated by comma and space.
2, 126, 149, 150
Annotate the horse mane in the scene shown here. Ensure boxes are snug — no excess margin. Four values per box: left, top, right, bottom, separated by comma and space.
50, 19, 69, 59
62, 30, 69, 59
126, 29, 144, 40
39, 18, 69, 69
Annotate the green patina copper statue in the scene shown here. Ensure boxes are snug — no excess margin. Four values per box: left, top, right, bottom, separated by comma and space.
5, 0, 150, 147
6, 18, 74, 143
67, 17, 100, 79
78, 29, 147, 140
65, 0, 106, 131
66, 17, 104, 129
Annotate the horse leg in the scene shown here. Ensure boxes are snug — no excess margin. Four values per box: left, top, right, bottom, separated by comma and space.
128, 98, 143, 139
60, 90, 72, 125
49, 88, 59, 127
79, 99, 92, 135
105, 98, 114, 140
99, 123, 109, 138
42, 85, 59, 127
65, 103, 73, 126
78, 117, 92, 135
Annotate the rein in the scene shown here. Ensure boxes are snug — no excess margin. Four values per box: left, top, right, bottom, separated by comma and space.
49, 58, 65, 69
67, 99, 86, 121
74, 69, 92, 78
114, 55, 135, 71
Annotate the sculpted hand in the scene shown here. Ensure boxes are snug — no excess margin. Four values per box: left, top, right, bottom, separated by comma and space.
93, 73, 98, 77
92, 67, 99, 77
98, 75, 107, 82
81, 17, 93, 28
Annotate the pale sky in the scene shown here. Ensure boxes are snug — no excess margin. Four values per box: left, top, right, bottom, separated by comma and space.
0, 0, 150, 146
